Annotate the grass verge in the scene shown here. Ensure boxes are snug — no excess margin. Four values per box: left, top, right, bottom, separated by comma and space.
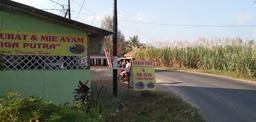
188, 69, 256, 82
0, 81, 204, 122
155, 67, 256, 82
103, 91, 204, 122
92, 78, 204, 121
182, 69, 256, 82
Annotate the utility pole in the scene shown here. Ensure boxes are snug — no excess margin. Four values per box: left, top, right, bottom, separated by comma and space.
113, 0, 118, 97
68, 0, 71, 19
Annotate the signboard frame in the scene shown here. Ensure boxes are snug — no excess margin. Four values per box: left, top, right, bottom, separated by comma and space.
132, 60, 156, 91
0, 30, 87, 56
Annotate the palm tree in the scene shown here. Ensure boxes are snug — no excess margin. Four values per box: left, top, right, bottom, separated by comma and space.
127, 35, 145, 49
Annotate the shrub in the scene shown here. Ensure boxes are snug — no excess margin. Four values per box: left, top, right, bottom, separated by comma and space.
0, 91, 100, 122
73, 81, 105, 114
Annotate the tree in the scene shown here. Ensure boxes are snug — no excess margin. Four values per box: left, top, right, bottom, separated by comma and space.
126, 35, 146, 53
101, 16, 127, 56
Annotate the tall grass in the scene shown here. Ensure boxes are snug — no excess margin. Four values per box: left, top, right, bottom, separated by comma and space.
133, 38, 256, 78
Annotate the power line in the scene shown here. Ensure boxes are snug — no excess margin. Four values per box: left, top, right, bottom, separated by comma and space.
49, 0, 66, 16
49, 0, 65, 9
53, 0, 61, 7
72, 0, 97, 15
49, 0, 71, 19
119, 23, 155, 41
76, 0, 86, 19
120, 19, 256, 28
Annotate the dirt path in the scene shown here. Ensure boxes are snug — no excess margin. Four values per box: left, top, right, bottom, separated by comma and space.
91, 67, 129, 95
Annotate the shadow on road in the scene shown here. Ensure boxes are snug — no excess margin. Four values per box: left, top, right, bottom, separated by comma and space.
156, 82, 183, 85
154, 68, 178, 72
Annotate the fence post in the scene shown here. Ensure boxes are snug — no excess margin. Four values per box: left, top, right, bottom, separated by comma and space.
0, 54, 3, 70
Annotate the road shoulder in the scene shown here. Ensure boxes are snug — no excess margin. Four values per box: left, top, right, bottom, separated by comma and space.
155, 67, 256, 86
177, 70, 256, 86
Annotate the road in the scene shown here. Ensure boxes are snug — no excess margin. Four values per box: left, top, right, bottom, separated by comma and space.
156, 71, 256, 122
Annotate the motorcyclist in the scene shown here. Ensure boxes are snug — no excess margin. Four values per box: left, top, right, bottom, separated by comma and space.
119, 60, 131, 80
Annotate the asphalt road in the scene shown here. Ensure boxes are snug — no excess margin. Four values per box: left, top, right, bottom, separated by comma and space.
156, 71, 256, 122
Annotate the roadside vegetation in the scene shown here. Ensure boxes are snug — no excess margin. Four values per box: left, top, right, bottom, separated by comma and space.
0, 83, 204, 122
133, 38, 256, 80
108, 92, 204, 122
0, 91, 95, 122
101, 16, 146, 56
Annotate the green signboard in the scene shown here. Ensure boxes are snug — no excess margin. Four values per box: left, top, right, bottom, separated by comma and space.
132, 60, 156, 91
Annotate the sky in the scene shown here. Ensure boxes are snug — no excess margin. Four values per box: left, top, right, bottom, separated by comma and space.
12, 0, 256, 43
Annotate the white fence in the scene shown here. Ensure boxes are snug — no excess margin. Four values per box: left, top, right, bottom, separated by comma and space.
1, 55, 88, 70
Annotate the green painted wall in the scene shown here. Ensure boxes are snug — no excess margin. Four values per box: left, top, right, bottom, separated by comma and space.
0, 7, 91, 103
0, 70, 91, 103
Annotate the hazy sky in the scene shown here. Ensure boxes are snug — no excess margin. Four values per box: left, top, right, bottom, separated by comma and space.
12, 0, 256, 43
